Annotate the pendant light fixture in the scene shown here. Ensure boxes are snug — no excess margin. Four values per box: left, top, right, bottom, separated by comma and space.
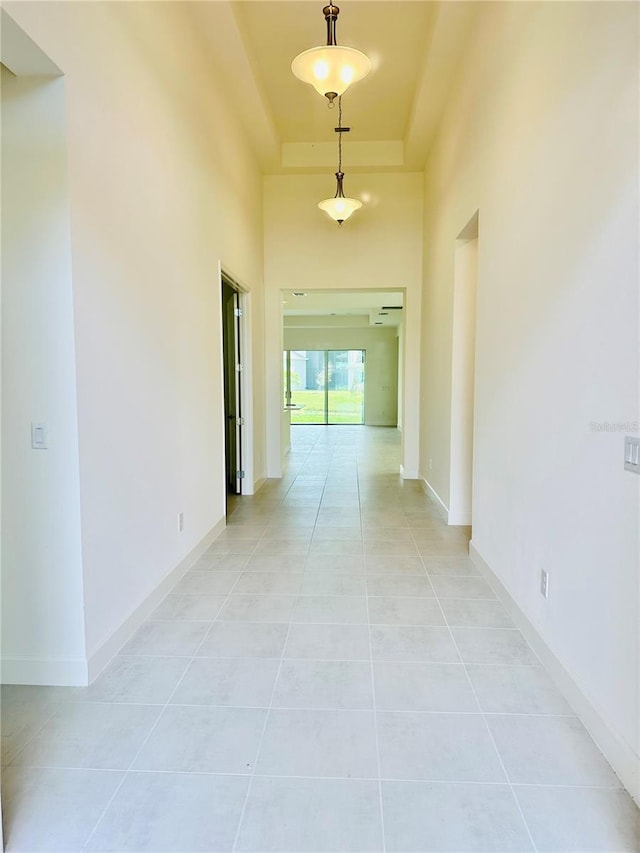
291, 3, 371, 106
318, 98, 362, 226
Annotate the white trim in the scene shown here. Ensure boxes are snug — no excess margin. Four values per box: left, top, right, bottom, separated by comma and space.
419, 474, 449, 515
448, 509, 472, 526
1, 656, 88, 687
265, 289, 284, 478
86, 517, 226, 683
243, 474, 266, 497
399, 465, 419, 480
219, 265, 258, 496
470, 540, 640, 805
237, 287, 255, 494
251, 475, 266, 494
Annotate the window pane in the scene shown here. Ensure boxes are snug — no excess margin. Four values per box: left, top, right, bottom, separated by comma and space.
327, 350, 364, 424
289, 350, 325, 424
284, 350, 365, 425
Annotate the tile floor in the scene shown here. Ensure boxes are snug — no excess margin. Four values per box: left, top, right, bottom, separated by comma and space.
2, 426, 639, 852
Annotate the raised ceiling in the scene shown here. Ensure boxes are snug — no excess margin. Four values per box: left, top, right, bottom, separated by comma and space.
190, 1, 479, 173
282, 289, 403, 326
234, 1, 434, 143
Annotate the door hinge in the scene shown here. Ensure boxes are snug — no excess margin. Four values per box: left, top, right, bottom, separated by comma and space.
234, 308, 243, 317
236, 470, 245, 479
236, 363, 244, 372
237, 417, 245, 426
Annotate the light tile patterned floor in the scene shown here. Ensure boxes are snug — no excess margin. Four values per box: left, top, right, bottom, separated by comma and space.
2, 426, 639, 851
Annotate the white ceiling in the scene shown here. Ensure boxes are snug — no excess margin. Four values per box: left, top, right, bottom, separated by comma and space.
187, 2, 479, 324
234, 2, 434, 143
190, 1, 480, 173
282, 289, 403, 326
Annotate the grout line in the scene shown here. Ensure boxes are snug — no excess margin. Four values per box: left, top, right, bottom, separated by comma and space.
359, 454, 387, 853
431, 589, 540, 852
230, 618, 295, 852
1, 702, 60, 768
232, 428, 333, 850
39, 699, 578, 717
4, 762, 627, 791
99, 650, 549, 668
8, 428, 621, 852
107, 654, 546, 669
80, 567, 249, 851
144, 617, 519, 632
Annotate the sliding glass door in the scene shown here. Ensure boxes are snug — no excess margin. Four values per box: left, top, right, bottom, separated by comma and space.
284, 349, 365, 424
327, 350, 365, 423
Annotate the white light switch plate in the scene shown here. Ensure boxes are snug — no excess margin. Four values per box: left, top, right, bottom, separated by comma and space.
31, 422, 48, 449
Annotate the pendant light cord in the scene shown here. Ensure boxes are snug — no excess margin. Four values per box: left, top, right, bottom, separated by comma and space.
338, 96, 343, 173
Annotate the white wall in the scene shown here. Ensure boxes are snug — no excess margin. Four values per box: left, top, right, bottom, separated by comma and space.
284, 323, 399, 426
3, 2, 265, 678
1, 68, 86, 685
396, 323, 404, 433
448, 235, 477, 525
420, 2, 639, 797
264, 172, 423, 475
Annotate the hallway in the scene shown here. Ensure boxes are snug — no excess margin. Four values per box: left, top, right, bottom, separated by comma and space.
2, 427, 638, 852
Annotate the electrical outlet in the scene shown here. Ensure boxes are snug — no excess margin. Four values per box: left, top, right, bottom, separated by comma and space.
540, 569, 549, 599
624, 436, 640, 473
428, 458, 433, 471
178, 512, 184, 532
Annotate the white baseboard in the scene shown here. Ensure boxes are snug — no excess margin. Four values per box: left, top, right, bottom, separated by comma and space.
470, 540, 640, 805
447, 509, 472, 526
1, 656, 88, 687
400, 465, 419, 479
419, 474, 449, 516
243, 474, 266, 496
419, 476, 469, 526
86, 517, 226, 683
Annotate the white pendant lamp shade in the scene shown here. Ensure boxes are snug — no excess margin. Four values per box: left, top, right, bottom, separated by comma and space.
291, 3, 371, 104
318, 192, 362, 224
292, 45, 371, 102
318, 164, 362, 225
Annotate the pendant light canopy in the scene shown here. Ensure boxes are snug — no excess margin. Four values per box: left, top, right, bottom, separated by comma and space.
292, 4, 371, 105
318, 98, 362, 225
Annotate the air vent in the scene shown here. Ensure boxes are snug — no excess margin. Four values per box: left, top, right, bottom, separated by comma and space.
381, 306, 402, 310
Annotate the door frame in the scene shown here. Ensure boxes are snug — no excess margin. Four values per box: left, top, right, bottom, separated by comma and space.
221, 277, 243, 497
267, 286, 419, 478
218, 265, 257, 498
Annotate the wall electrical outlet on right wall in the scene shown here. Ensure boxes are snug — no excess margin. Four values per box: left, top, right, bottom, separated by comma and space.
540, 569, 550, 599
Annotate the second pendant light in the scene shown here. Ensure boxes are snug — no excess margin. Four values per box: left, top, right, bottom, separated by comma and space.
318, 97, 362, 226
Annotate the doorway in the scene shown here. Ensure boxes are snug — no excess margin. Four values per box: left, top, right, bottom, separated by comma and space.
284, 349, 365, 424
449, 212, 479, 526
221, 275, 243, 508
